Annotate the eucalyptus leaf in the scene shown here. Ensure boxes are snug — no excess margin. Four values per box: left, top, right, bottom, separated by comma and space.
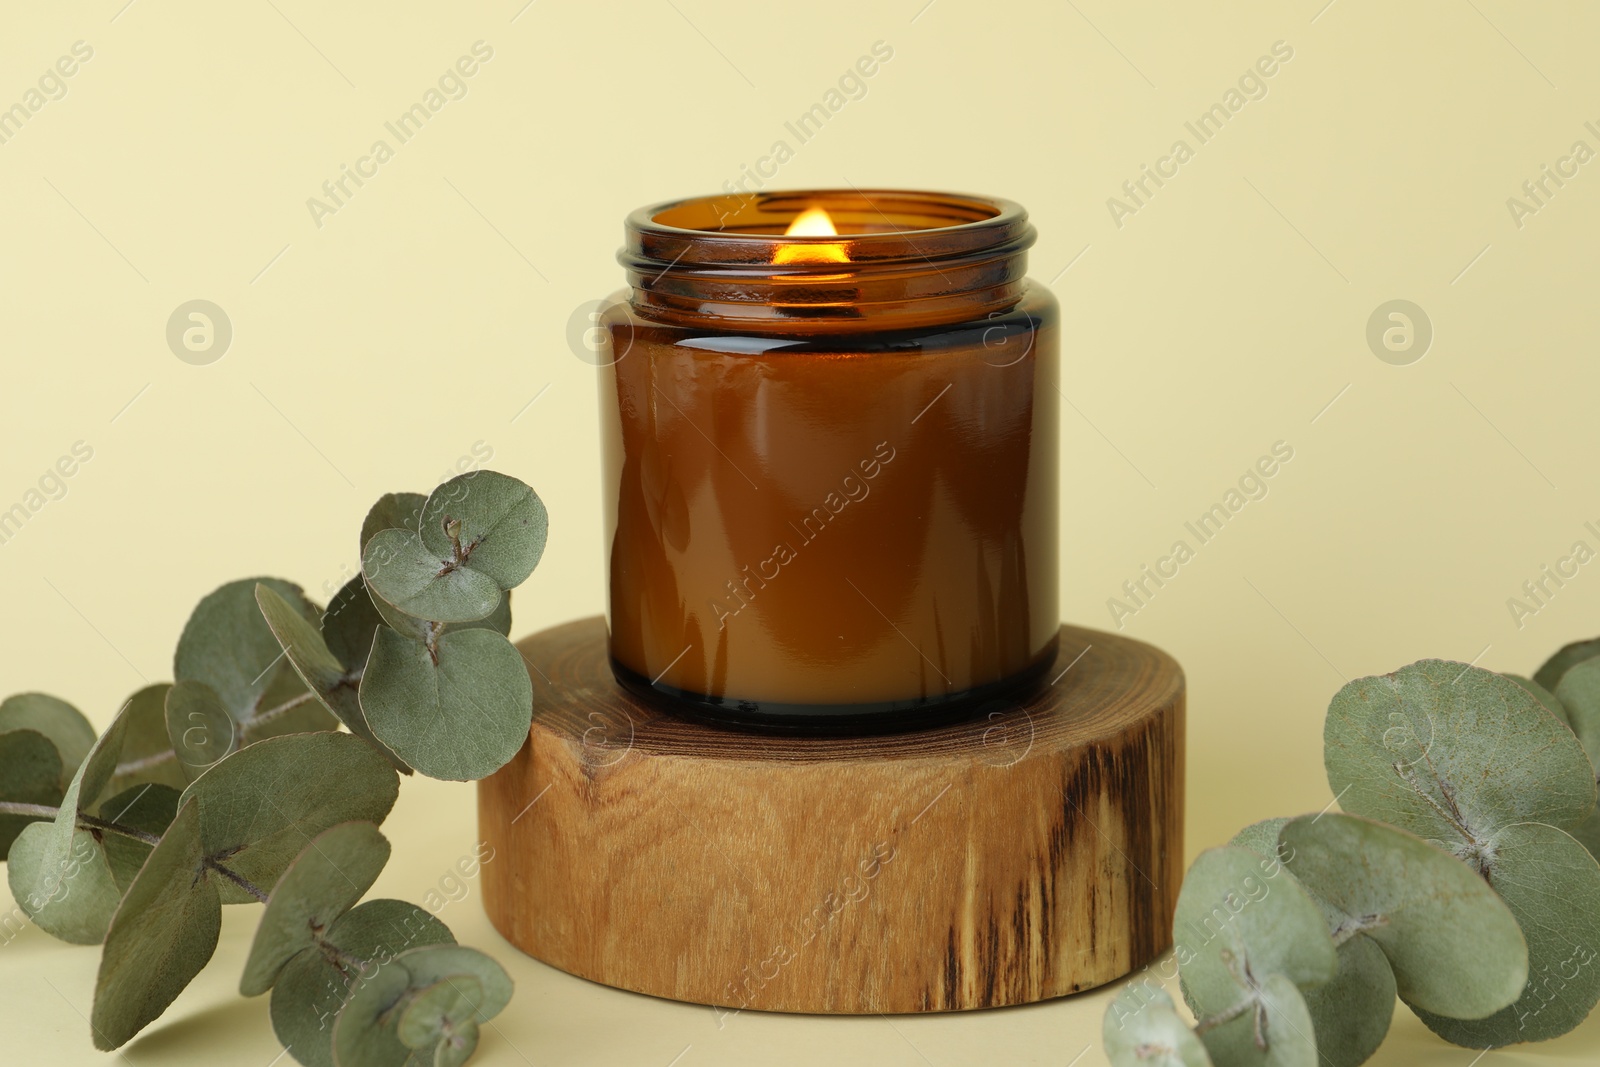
7, 695, 141, 942
1505, 674, 1569, 728
1174, 845, 1336, 1023
417, 471, 547, 591
1280, 813, 1526, 1019
257, 584, 407, 772
324, 577, 387, 674
396, 975, 484, 1050
271, 899, 454, 1067
361, 491, 427, 552
1413, 822, 1600, 1046
1553, 656, 1600, 771
392, 945, 513, 1021
1103, 984, 1212, 1067
1228, 816, 1396, 1067
1197, 973, 1320, 1067
164, 680, 237, 779
181, 733, 400, 904
1301, 935, 1395, 1067
331, 962, 415, 1067
359, 626, 533, 781
1230, 818, 1291, 867
332, 944, 511, 1067
241, 821, 391, 997
362, 530, 503, 625
358, 578, 512, 649
90, 799, 221, 1050
5, 821, 122, 944
1325, 660, 1597, 852
1534, 637, 1600, 693
362, 473, 545, 626
95, 783, 181, 892
430, 1021, 480, 1067
0, 693, 96, 788
1570, 806, 1600, 864
106, 684, 187, 795
0, 729, 64, 851
175, 577, 320, 722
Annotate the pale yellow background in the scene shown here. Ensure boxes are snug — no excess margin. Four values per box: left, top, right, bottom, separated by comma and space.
1, 0, 1597, 1063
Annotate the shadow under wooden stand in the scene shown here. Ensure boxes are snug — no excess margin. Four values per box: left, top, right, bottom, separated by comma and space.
479, 616, 1184, 1014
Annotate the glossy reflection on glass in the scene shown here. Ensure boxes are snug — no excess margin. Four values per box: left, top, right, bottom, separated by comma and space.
598, 190, 1059, 732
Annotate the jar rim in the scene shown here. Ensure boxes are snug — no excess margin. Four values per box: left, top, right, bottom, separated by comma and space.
622, 188, 1034, 270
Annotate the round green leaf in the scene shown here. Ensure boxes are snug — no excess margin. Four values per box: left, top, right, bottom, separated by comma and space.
1103, 984, 1212, 1067
361, 491, 427, 553
1228, 816, 1397, 1067
418, 471, 548, 591
1197, 973, 1320, 1067
181, 732, 400, 904
332, 962, 414, 1067
106, 684, 187, 795
175, 577, 321, 721
464, 589, 512, 639
1554, 656, 1600, 771
1534, 637, 1600, 693
242, 821, 391, 996
7, 693, 146, 941
1230, 818, 1291, 866
431, 1020, 480, 1067
1301, 935, 1395, 1067
360, 626, 533, 781
0, 729, 64, 851
6, 821, 122, 944
1175, 845, 1336, 1021
362, 529, 503, 626
91, 799, 221, 1050
1505, 674, 1569, 727
1570, 805, 1600, 865
324, 577, 386, 675
1281, 813, 1526, 1019
396, 975, 484, 1050
165, 680, 237, 779
257, 584, 407, 773
1414, 822, 1600, 1046
270, 899, 454, 1067
95, 783, 182, 892
1325, 660, 1597, 849
0, 693, 96, 788
393, 944, 513, 1022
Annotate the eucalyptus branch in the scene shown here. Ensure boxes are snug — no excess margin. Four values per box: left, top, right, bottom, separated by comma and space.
244, 690, 319, 730
112, 749, 177, 777
0, 802, 162, 846
0, 467, 545, 1065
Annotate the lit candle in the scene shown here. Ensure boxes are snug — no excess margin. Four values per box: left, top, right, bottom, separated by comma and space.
598, 190, 1058, 731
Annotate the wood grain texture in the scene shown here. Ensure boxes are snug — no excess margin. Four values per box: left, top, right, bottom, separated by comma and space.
478, 616, 1184, 1014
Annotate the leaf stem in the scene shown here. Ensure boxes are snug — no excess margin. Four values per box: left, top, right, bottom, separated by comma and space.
206, 859, 270, 903
112, 749, 178, 777
0, 801, 164, 846
0, 802, 273, 902
246, 690, 319, 730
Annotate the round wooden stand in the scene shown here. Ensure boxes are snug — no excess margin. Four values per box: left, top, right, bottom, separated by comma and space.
478, 616, 1184, 1014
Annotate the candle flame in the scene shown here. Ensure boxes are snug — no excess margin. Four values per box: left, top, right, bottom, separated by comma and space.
775, 206, 848, 265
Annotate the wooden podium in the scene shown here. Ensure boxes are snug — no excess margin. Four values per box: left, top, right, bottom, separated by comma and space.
478, 616, 1184, 1014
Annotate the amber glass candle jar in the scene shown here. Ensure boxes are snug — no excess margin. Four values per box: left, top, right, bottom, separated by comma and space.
597, 189, 1058, 732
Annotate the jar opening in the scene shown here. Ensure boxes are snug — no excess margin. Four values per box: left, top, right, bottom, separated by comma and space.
650, 190, 1004, 238
620, 189, 1036, 333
